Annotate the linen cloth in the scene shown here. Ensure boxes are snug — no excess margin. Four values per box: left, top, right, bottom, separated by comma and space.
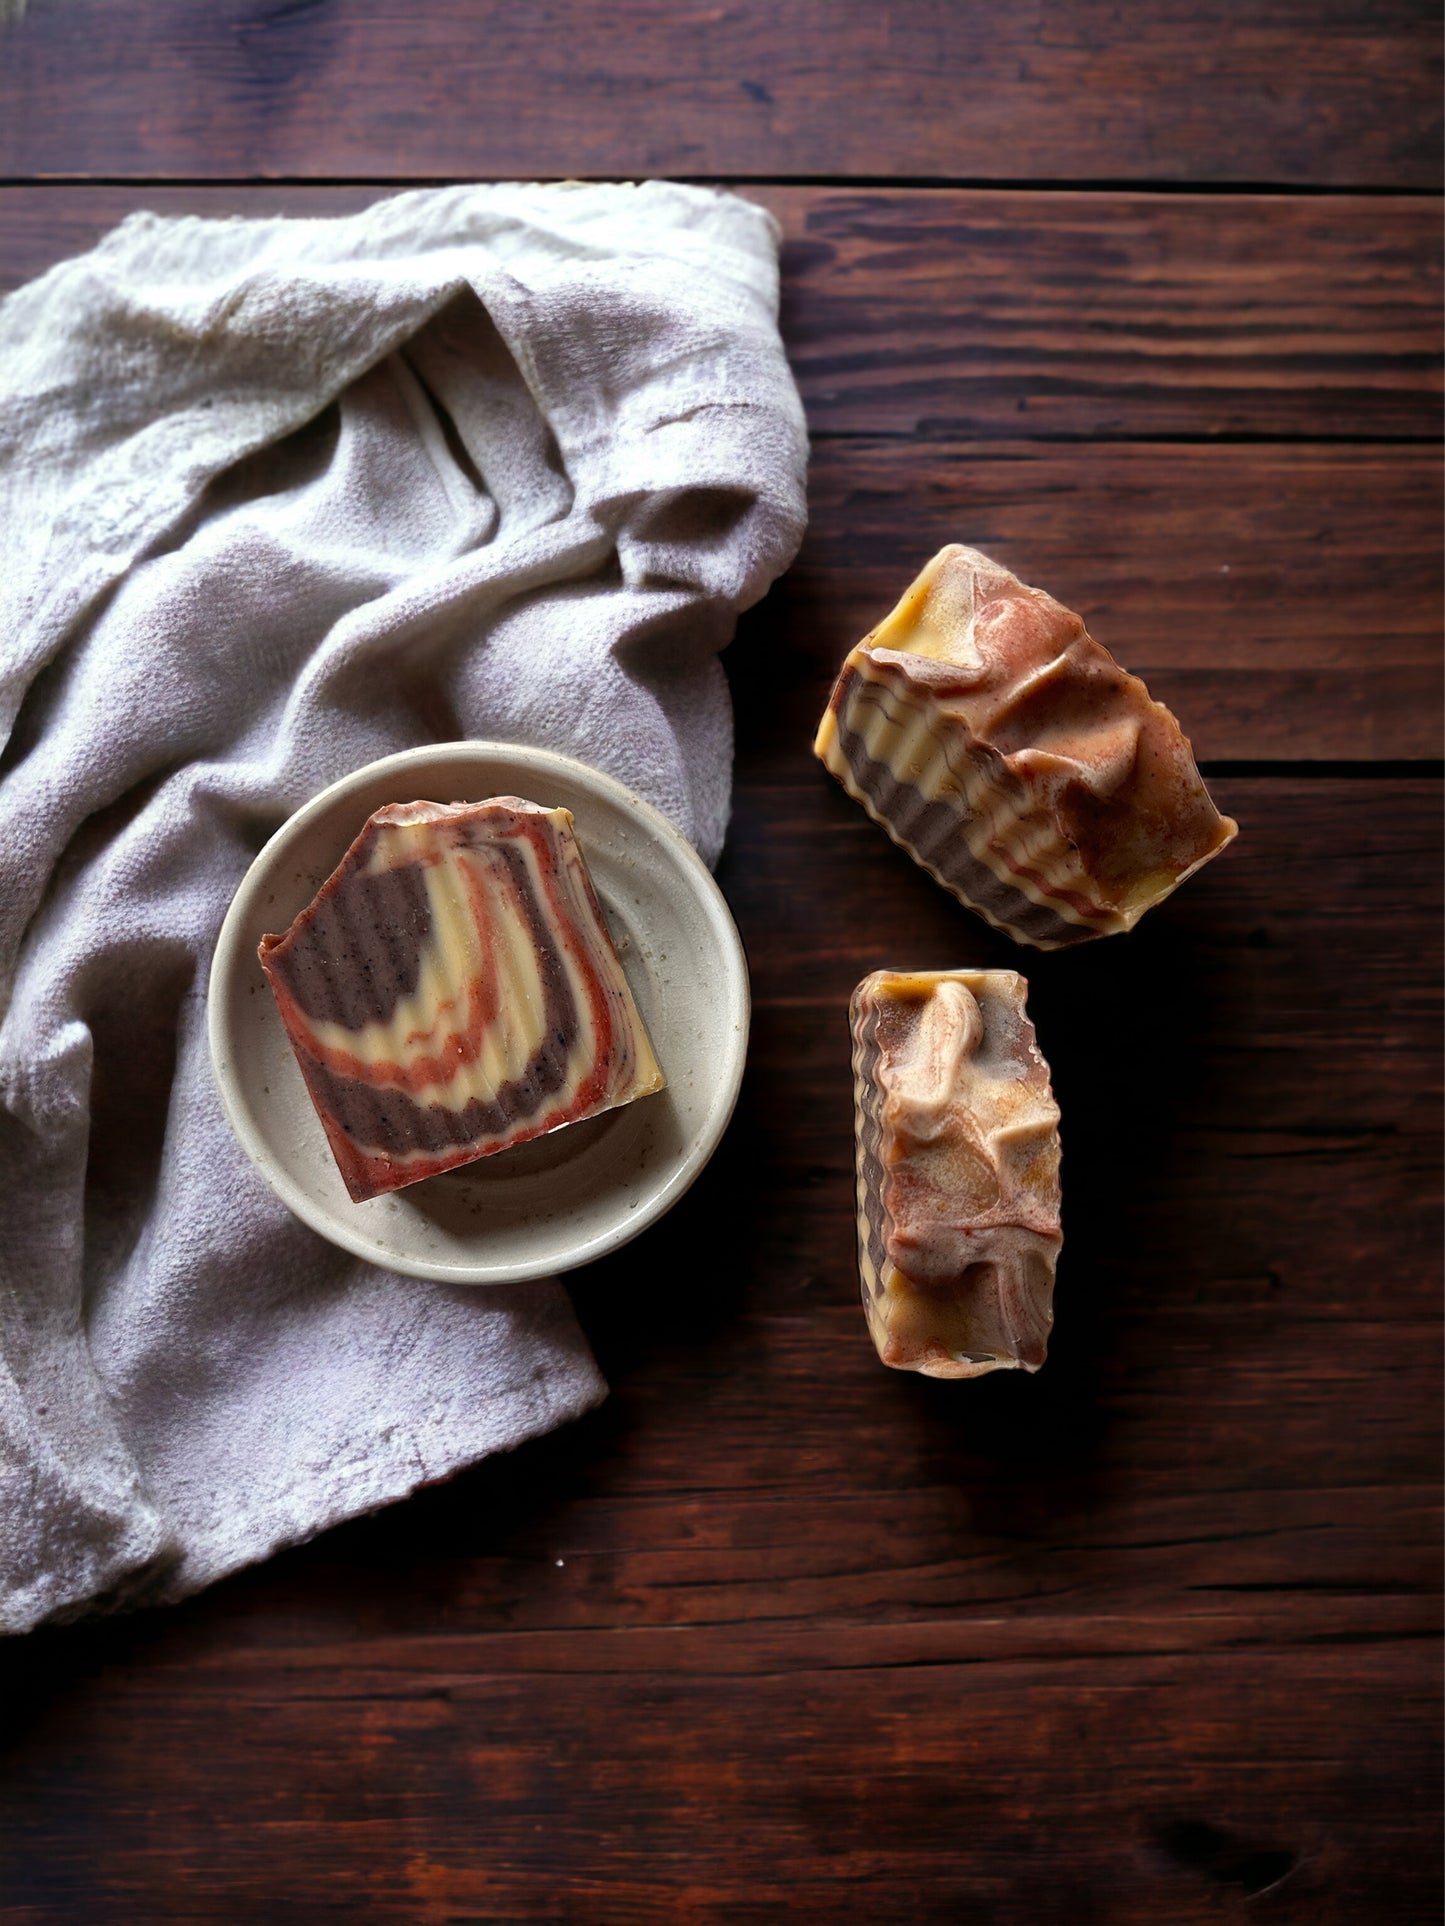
0, 182, 808, 1634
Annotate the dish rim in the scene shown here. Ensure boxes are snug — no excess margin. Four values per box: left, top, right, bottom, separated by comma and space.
206, 740, 750, 1283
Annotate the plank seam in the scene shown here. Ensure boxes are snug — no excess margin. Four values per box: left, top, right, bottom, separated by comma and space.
1, 175, 1442, 198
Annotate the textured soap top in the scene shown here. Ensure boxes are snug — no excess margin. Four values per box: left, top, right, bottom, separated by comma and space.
851, 969, 1062, 1378
815, 545, 1238, 948
259, 797, 664, 1201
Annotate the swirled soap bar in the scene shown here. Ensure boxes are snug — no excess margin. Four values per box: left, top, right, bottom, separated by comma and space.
851, 968, 1061, 1378
815, 545, 1237, 948
259, 798, 664, 1202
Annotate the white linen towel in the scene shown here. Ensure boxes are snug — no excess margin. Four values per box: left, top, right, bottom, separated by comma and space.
0, 181, 808, 1634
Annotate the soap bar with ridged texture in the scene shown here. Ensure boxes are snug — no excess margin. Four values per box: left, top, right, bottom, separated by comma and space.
815, 545, 1237, 949
259, 797, 665, 1202
851, 968, 1061, 1378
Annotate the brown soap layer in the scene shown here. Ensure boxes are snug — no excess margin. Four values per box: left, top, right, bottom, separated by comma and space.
849, 969, 1062, 1380
816, 544, 1238, 948
259, 797, 665, 1201
261, 862, 434, 1030
273, 834, 579, 1163
830, 671, 1096, 948
850, 994, 893, 1298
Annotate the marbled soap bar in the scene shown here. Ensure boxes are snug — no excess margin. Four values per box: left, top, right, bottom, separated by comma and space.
815, 545, 1238, 948
851, 969, 1062, 1378
259, 797, 664, 1202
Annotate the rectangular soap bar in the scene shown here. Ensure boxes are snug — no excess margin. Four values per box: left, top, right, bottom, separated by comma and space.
851, 968, 1062, 1378
815, 545, 1238, 948
259, 797, 664, 1202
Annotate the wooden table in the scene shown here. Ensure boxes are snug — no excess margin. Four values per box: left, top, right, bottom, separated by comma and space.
1, 5, 1440, 1920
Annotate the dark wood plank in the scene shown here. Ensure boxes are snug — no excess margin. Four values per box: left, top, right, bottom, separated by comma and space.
705, 772, 1440, 1432
771, 188, 1444, 440
0, 18, 1438, 1914
2, 1649, 1439, 1923
746, 441, 1444, 761
2, 186, 1439, 443
0, 0, 1439, 187
0, 782, 1438, 1920
1, 193, 1438, 759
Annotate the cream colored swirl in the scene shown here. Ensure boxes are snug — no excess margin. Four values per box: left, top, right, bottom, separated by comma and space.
259, 796, 665, 1202
880, 977, 982, 1147
298, 827, 553, 1111
814, 544, 1238, 947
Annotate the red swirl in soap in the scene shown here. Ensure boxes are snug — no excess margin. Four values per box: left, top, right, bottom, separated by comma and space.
260, 797, 664, 1201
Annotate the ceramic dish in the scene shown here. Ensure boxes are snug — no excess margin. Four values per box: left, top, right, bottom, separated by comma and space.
208, 742, 749, 1283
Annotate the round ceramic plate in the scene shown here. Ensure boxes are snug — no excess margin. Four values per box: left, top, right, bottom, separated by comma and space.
207, 742, 749, 1283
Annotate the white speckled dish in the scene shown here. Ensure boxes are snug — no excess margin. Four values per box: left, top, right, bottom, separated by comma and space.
208, 743, 749, 1284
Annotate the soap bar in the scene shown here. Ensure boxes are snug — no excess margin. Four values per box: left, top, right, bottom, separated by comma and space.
815, 545, 1237, 949
851, 968, 1062, 1378
259, 797, 665, 1202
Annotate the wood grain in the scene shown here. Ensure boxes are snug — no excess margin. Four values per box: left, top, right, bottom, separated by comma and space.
1, 191, 1438, 759
0, 4, 1439, 1915
2, 1649, 1438, 1924
0, 0, 1439, 188
742, 441, 1444, 761
769, 188, 1444, 440
2, 185, 1439, 442
0, 782, 1439, 1921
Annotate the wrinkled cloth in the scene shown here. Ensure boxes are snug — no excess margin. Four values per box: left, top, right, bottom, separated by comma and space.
0, 182, 808, 1634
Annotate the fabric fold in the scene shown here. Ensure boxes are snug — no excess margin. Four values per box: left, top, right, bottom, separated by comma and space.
0, 181, 808, 1633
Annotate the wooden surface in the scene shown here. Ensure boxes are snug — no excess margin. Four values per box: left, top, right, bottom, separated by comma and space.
0, 0, 1439, 186
0, 2, 1439, 1921
4, 187, 1441, 442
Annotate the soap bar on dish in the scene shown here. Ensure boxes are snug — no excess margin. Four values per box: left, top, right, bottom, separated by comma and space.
259, 797, 665, 1202
851, 968, 1062, 1378
815, 545, 1238, 948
